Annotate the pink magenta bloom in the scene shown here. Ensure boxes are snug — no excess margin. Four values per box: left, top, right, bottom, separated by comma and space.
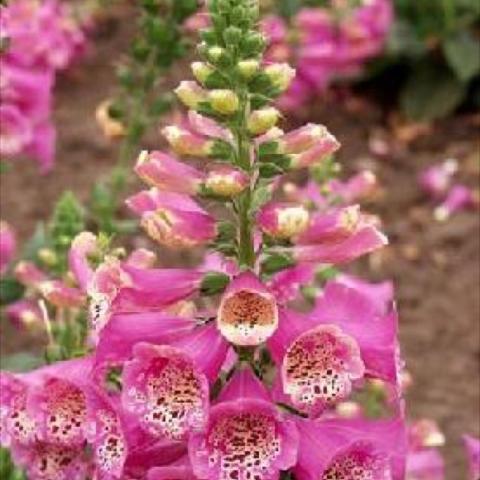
406, 449, 445, 480
268, 264, 315, 304
418, 159, 457, 200
336, 273, 394, 315
94, 313, 228, 383
289, 133, 341, 169
268, 282, 399, 416
86, 388, 128, 480
5, 299, 43, 330
463, 435, 480, 480
275, 123, 335, 154
0, 103, 32, 155
293, 417, 407, 480
1, 0, 86, 71
0, 220, 16, 275
291, 212, 387, 265
204, 164, 250, 197
39, 280, 86, 308
10, 442, 91, 480
434, 184, 477, 222
188, 368, 299, 480
257, 202, 310, 239
127, 189, 216, 249
162, 125, 215, 157
14, 260, 49, 288
135, 150, 205, 195
217, 271, 279, 346
121, 342, 210, 441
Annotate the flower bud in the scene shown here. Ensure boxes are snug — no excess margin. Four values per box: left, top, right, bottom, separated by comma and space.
135, 150, 205, 195
95, 100, 125, 139
257, 202, 310, 239
14, 261, 48, 289
38, 248, 58, 267
289, 131, 340, 169
204, 165, 249, 197
277, 123, 331, 154
5, 300, 43, 331
39, 280, 86, 308
247, 107, 280, 135
264, 63, 296, 92
162, 126, 214, 157
191, 61, 215, 85
174, 81, 207, 109
237, 59, 259, 79
208, 89, 239, 115
208, 46, 226, 63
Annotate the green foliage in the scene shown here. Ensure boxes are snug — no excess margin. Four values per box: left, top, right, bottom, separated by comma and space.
0, 448, 26, 480
0, 278, 25, 306
382, 0, 480, 120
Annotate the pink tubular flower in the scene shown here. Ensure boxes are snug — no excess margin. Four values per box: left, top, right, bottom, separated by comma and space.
0, 104, 32, 157
5, 299, 43, 330
275, 123, 339, 155
217, 271, 279, 346
418, 159, 457, 200
0, 220, 16, 275
336, 274, 394, 315
463, 435, 480, 480
39, 280, 86, 308
126, 189, 216, 249
406, 449, 445, 480
294, 417, 407, 480
10, 442, 91, 480
121, 342, 210, 441
257, 202, 310, 239
188, 368, 299, 480
434, 184, 477, 222
268, 264, 315, 304
291, 211, 387, 265
204, 164, 249, 197
288, 132, 341, 169
135, 150, 205, 195
86, 388, 128, 480
14, 260, 49, 288
1, 0, 86, 71
268, 282, 399, 416
162, 125, 215, 157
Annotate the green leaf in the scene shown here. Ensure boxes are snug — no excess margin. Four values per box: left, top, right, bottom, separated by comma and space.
261, 253, 295, 275
0, 278, 25, 306
400, 62, 466, 121
200, 272, 230, 296
443, 31, 480, 82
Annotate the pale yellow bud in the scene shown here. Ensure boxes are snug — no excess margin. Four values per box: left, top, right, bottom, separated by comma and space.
208, 46, 226, 62
264, 63, 296, 92
208, 89, 240, 115
237, 59, 260, 79
174, 81, 207, 109
38, 248, 57, 267
191, 61, 214, 84
247, 107, 280, 135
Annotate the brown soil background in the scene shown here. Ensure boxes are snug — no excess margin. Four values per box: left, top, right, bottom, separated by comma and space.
1, 6, 479, 478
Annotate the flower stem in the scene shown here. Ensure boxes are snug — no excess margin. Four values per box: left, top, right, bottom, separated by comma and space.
235, 91, 255, 269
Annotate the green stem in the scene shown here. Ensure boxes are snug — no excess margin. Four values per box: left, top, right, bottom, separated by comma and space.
235, 90, 255, 268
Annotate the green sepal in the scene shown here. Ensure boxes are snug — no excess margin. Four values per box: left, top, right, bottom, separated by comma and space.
200, 272, 231, 296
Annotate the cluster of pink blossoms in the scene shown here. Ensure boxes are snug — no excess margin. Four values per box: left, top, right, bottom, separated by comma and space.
418, 159, 478, 222
261, 0, 393, 111
0, 0, 86, 171
0, 1, 478, 479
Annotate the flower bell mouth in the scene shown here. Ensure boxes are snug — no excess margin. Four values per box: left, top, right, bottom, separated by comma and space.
122, 344, 209, 441
282, 324, 364, 414
218, 288, 279, 346
206, 411, 282, 477
321, 443, 392, 480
